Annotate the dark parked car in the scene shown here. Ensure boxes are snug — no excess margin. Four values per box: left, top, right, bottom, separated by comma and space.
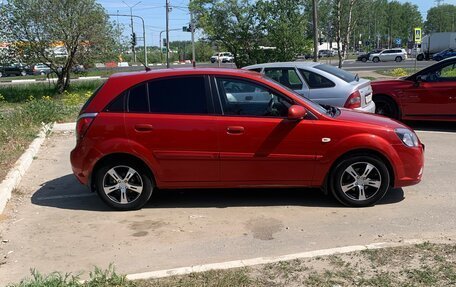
432, 48, 456, 61
71, 68, 424, 210
0, 63, 32, 77
357, 49, 383, 62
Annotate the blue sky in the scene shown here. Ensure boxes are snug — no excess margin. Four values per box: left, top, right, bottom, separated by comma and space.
97, 0, 456, 46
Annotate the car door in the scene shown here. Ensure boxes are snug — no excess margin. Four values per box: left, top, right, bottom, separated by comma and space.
263, 67, 310, 97
213, 76, 317, 185
298, 68, 340, 106
401, 61, 456, 118
124, 75, 220, 183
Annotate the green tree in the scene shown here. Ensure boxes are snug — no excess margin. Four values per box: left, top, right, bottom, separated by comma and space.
425, 4, 456, 33
3, 0, 120, 93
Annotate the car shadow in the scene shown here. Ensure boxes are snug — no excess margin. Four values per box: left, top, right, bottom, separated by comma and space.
31, 174, 404, 211
405, 121, 456, 133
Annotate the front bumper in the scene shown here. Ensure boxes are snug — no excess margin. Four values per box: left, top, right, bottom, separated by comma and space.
393, 143, 425, 188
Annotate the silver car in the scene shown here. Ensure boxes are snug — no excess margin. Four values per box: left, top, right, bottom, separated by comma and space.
243, 62, 375, 113
369, 48, 407, 63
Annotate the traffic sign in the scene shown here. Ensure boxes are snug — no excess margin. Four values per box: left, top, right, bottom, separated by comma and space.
414, 28, 422, 44
395, 38, 401, 45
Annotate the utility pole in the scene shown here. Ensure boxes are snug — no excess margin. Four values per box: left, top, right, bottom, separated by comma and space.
166, 0, 171, 68
190, 11, 196, 67
123, 1, 141, 63
312, 0, 318, 62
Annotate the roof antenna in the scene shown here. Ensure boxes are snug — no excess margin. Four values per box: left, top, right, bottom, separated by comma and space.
137, 58, 151, 71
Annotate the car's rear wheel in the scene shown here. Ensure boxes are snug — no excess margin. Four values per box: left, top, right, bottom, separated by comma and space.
374, 95, 400, 119
95, 162, 154, 211
21, 71, 27, 76
372, 57, 380, 63
0, 72, 3, 77
416, 54, 424, 61
361, 57, 367, 62
395, 56, 402, 62
330, 155, 390, 207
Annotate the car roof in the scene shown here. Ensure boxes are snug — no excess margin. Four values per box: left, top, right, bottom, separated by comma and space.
243, 61, 321, 70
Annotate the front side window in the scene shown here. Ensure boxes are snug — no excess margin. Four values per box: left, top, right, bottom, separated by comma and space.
264, 68, 303, 90
148, 76, 208, 114
216, 78, 292, 117
427, 62, 456, 82
299, 69, 335, 89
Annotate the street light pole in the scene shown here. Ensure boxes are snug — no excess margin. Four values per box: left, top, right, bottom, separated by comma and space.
123, 1, 141, 63
312, 0, 318, 62
108, 13, 147, 67
165, 0, 170, 68
190, 10, 196, 67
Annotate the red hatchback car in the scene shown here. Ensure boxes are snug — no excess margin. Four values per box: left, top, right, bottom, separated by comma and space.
70, 68, 424, 210
372, 56, 456, 121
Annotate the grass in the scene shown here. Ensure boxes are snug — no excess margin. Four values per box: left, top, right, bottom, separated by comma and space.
376, 68, 416, 77
0, 80, 103, 181
7, 243, 456, 287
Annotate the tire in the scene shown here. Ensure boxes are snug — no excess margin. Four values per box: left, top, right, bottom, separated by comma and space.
0, 72, 2, 77
416, 54, 424, 61
40, 71, 46, 76
361, 57, 367, 62
395, 56, 402, 62
372, 57, 380, 63
330, 155, 390, 207
21, 71, 27, 76
210, 59, 216, 63
95, 161, 154, 211
374, 95, 400, 119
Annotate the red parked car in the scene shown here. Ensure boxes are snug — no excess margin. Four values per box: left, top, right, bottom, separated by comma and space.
372, 56, 456, 121
70, 68, 424, 210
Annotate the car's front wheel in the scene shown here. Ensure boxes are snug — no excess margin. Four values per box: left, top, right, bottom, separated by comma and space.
372, 57, 380, 63
361, 57, 367, 62
95, 162, 154, 211
330, 155, 390, 207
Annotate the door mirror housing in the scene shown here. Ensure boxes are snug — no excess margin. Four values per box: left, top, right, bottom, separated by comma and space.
414, 74, 426, 86
288, 105, 307, 120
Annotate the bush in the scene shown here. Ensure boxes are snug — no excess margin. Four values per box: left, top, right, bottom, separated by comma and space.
390, 68, 409, 77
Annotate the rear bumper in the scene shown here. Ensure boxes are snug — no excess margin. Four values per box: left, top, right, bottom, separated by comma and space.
355, 101, 376, 113
70, 141, 103, 186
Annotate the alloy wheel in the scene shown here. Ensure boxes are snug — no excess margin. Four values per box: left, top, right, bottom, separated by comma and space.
102, 165, 144, 205
339, 162, 382, 201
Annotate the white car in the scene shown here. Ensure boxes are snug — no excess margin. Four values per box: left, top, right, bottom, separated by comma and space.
369, 48, 407, 63
243, 62, 375, 113
210, 52, 234, 63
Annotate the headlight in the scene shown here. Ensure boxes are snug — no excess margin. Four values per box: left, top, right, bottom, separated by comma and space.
395, 128, 419, 147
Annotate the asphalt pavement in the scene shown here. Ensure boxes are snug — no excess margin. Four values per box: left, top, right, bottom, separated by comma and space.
0, 123, 455, 285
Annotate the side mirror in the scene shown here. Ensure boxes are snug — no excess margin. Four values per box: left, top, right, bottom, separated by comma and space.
415, 74, 426, 86
288, 105, 307, 121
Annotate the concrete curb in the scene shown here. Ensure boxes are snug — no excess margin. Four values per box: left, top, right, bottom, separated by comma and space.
0, 123, 53, 214
126, 239, 423, 280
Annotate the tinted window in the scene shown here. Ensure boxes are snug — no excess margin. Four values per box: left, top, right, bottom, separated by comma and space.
314, 64, 356, 82
105, 92, 126, 112
216, 78, 291, 117
128, 83, 149, 113
148, 76, 207, 114
264, 68, 303, 90
299, 69, 335, 89
249, 68, 262, 73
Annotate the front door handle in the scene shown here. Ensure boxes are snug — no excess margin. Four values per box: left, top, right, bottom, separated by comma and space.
134, 124, 154, 132
226, 126, 244, 135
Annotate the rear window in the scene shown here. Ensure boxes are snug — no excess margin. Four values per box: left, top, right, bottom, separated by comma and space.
314, 64, 356, 83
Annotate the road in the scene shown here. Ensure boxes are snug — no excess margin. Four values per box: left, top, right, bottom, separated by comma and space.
0, 59, 435, 86
0, 123, 455, 285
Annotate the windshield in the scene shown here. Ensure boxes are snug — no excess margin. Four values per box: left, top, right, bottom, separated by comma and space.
314, 64, 357, 82
261, 75, 327, 114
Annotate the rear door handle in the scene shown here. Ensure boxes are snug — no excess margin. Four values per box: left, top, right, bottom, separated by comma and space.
134, 124, 154, 132
226, 126, 244, 135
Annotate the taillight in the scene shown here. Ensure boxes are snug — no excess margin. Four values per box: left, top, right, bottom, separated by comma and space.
344, 90, 362, 109
76, 113, 97, 142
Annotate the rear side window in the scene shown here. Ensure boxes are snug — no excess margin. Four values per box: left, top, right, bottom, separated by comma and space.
299, 69, 335, 89
264, 68, 303, 90
128, 83, 149, 113
148, 76, 208, 114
